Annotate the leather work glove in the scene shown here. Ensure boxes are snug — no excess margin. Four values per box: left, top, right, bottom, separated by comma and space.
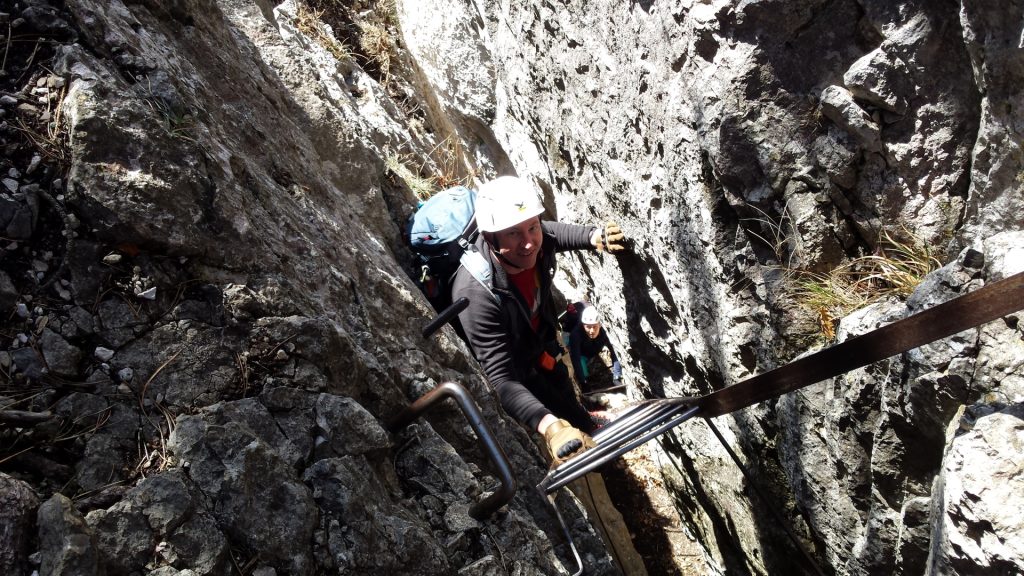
595, 221, 626, 253
543, 419, 590, 466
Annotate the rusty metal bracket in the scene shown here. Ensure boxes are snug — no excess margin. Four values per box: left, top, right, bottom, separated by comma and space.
388, 382, 517, 520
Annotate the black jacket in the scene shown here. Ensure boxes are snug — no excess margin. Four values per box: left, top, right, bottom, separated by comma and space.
569, 324, 621, 384
452, 221, 596, 431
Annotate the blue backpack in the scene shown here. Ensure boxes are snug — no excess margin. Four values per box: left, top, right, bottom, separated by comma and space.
407, 186, 495, 314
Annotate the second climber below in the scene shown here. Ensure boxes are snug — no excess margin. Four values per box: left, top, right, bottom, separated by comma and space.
568, 305, 623, 395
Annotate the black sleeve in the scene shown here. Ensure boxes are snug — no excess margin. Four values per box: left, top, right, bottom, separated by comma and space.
454, 278, 550, 431
543, 221, 598, 252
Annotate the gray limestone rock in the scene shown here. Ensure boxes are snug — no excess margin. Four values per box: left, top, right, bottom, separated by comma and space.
168, 412, 318, 574
305, 455, 450, 575
113, 322, 241, 410
10, 1, 1023, 575
63, 399, 137, 493
0, 270, 17, 315
0, 473, 39, 575
86, 470, 229, 575
11, 346, 44, 380
0, 190, 39, 240
955, 1, 1024, 249
37, 494, 101, 576
820, 84, 883, 154
928, 404, 1024, 575
313, 393, 391, 460
39, 328, 83, 377
844, 46, 911, 114
95, 298, 146, 348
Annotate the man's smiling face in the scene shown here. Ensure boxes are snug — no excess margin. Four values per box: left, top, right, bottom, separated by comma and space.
493, 216, 543, 270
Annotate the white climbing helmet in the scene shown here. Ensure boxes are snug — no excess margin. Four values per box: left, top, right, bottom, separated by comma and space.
581, 306, 600, 325
474, 176, 545, 233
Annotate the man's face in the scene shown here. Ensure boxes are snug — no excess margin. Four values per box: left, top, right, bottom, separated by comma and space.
493, 216, 543, 270
583, 322, 600, 340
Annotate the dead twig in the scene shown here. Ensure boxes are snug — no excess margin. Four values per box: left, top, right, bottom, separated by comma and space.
0, 409, 54, 425
1, 20, 11, 73
53, 406, 111, 442
137, 349, 182, 414
0, 445, 37, 467
14, 37, 42, 87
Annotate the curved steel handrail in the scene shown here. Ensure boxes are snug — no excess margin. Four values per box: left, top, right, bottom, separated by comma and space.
388, 382, 517, 520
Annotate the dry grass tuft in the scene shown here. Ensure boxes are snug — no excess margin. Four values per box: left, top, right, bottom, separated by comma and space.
358, 23, 391, 83
385, 153, 435, 201
143, 97, 196, 142
386, 137, 476, 201
741, 202, 794, 266
783, 228, 942, 339
295, 2, 353, 62
430, 136, 475, 190
356, 8, 395, 84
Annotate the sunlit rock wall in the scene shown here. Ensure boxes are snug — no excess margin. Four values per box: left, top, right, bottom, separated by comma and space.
7, 0, 1022, 574
399, 0, 1024, 574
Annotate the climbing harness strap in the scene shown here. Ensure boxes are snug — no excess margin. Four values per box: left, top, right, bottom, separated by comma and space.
540, 270, 1024, 493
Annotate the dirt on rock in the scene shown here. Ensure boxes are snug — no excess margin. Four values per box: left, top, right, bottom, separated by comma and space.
605, 445, 708, 575
587, 390, 710, 575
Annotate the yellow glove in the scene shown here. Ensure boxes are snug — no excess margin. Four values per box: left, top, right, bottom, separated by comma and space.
595, 221, 625, 253
543, 419, 589, 466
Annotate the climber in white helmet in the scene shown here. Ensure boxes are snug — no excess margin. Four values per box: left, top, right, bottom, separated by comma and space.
454, 175, 648, 574
451, 175, 625, 464
568, 304, 623, 395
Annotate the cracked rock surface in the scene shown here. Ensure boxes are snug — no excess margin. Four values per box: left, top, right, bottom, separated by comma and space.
1, 1, 1022, 575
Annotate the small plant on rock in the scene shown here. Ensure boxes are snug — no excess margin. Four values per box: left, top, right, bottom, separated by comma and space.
386, 137, 476, 201
741, 202, 795, 266
385, 153, 436, 201
783, 228, 942, 339
295, 2, 353, 63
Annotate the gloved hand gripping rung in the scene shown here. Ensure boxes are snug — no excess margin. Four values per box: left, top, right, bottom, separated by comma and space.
539, 401, 701, 493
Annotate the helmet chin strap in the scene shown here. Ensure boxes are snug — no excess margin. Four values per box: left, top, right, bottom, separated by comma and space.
495, 251, 525, 272
484, 233, 527, 273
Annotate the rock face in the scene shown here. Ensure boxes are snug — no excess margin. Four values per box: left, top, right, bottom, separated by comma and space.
0, 0, 613, 574
0, 473, 39, 575
0, 0, 1021, 575
454, 0, 1023, 574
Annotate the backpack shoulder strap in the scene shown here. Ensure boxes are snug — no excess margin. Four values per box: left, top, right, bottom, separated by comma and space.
459, 244, 499, 304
